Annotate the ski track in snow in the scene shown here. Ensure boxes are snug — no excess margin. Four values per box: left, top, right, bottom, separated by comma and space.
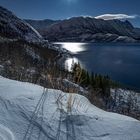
0, 76, 140, 140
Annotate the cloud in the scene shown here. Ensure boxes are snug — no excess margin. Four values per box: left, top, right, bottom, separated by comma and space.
95, 14, 138, 20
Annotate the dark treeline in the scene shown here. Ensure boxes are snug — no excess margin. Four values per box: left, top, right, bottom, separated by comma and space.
72, 62, 120, 99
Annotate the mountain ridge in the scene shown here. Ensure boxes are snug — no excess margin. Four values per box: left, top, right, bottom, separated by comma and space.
25, 16, 140, 43
0, 6, 42, 42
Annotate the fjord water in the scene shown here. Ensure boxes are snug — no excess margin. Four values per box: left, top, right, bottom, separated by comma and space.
55, 42, 140, 90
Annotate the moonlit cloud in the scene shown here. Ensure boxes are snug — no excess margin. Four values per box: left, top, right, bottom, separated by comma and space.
95, 14, 138, 20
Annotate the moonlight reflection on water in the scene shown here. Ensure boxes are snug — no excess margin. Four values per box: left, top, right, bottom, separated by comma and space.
54, 42, 140, 90
54, 42, 87, 54
54, 42, 86, 71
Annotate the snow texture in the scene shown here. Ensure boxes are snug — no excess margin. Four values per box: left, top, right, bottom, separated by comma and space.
0, 76, 140, 140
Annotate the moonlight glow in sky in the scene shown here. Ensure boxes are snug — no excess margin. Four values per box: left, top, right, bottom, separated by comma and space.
0, 0, 140, 27
64, 0, 78, 3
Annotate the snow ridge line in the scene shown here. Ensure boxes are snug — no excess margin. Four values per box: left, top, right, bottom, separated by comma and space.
22, 88, 48, 140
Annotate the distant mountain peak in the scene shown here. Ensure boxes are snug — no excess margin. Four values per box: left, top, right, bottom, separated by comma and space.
26, 16, 140, 42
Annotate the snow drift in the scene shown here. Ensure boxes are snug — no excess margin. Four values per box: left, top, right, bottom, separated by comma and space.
0, 76, 140, 140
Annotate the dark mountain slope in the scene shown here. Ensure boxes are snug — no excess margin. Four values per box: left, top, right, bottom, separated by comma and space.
0, 6, 66, 88
26, 16, 140, 42
0, 6, 42, 42
25, 19, 60, 33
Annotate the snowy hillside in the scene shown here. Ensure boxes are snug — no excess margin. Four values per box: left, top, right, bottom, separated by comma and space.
0, 6, 42, 42
0, 76, 140, 140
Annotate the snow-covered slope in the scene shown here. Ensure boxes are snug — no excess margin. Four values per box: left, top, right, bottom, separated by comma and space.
0, 6, 42, 42
0, 76, 140, 140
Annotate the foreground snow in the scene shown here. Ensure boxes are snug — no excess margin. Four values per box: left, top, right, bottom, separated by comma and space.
0, 76, 140, 140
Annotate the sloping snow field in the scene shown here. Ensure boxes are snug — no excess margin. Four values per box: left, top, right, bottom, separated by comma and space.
0, 76, 140, 140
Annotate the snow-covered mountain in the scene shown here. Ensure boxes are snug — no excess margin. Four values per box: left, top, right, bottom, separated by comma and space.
0, 76, 140, 140
26, 16, 140, 42
0, 6, 42, 42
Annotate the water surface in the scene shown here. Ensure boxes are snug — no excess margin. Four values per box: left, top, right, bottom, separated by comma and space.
55, 42, 140, 90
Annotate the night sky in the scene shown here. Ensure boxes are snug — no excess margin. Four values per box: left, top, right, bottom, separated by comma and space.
0, 0, 140, 27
